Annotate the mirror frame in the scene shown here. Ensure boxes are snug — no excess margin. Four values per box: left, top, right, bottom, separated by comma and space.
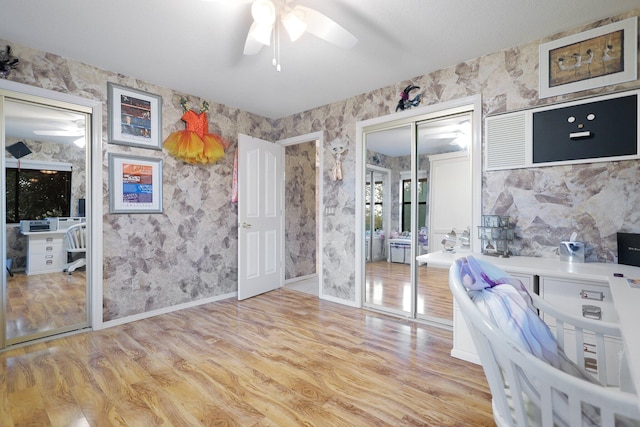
355, 95, 482, 309
0, 79, 104, 346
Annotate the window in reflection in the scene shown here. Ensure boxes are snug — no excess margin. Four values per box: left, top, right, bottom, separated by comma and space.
5, 165, 72, 222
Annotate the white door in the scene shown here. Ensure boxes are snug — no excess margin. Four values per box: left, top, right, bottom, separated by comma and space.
237, 134, 284, 300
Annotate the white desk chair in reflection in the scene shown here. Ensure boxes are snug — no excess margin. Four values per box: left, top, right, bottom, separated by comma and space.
63, 222, 86, 274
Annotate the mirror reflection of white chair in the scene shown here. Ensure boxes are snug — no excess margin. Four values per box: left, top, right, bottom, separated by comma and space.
63, 223, 86, 274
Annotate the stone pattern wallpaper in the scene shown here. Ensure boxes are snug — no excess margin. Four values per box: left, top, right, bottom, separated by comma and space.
274, 9, 640, 300
0, 39, 275, 321
2, 8, 639, 316
284, 141, 317, 280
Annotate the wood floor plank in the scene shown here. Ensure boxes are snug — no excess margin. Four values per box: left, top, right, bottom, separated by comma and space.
5, 271, 87, 340
1, 289, 494, 426
69, 378, 126, 427
7, 386, 50, 427
366, 261, 453, 320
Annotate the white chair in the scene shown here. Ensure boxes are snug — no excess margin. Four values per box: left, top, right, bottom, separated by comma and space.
63, 223, 86, 274
449, 256, 640, 427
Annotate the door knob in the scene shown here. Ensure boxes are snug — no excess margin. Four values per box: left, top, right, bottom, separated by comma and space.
240, 222, 252, 229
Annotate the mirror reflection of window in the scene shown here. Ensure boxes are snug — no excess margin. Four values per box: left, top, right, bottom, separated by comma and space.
401, 178, 427, 232
5, 163, 72, 222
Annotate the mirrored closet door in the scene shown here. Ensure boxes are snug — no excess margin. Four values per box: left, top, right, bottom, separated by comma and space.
415, 113, 472, 325
360, 103, 477, 327
2, 92, 91, 346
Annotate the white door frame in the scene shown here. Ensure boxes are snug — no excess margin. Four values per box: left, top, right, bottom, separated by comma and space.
278, 131, 324, 298
0, 79, 103, 345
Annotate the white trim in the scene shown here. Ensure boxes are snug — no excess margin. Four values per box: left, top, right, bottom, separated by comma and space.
320, 293, 360, 308
278, 131, 325, 301
399, 170, 428, 180
451, 348, 481, 365
278, 131, 323, 147
101, 292, 237, 329
284, 273, 317, 285
5, 159, 72, 171
89, 99, 104, 331
0, 79, 104, 337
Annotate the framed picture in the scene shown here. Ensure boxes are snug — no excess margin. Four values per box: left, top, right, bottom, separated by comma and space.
539, 16, 637, 98
108, 82, 163, 150
108, 153, 163, 214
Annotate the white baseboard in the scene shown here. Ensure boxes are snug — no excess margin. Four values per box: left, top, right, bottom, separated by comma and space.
320, 292, 360, 308
99, 292, 237, 330
284, 273, 317, 285
451, 348, 481, 365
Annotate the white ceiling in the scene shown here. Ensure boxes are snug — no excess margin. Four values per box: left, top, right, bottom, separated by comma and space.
4, 100, 86, 145
0, 0, 638, 119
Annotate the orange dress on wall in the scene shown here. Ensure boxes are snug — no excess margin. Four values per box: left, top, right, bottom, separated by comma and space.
163, 110, 227, 164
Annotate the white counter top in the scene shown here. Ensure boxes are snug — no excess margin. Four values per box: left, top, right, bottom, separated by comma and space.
418, 251, 640, 394
20, 229, 67, 236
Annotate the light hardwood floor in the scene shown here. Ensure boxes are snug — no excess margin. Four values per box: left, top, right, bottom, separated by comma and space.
5, 271, 87, 340
0, 289, 495, 426
365, 261, 452, 320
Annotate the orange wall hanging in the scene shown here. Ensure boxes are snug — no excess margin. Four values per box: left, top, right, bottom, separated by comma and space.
163, 98, 229, 164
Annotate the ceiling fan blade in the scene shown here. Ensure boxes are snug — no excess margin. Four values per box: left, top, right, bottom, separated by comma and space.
244, 21, 266, 55
294, 5, 357, 49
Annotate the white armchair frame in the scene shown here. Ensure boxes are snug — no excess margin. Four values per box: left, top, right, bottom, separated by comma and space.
449, 259, 640, 427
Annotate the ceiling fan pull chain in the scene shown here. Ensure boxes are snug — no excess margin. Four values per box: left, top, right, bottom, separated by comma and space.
272, 17, 277, 68
275, 15, 281, 71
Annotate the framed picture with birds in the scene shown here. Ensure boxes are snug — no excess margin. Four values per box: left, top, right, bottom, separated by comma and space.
538, 16, 637, 98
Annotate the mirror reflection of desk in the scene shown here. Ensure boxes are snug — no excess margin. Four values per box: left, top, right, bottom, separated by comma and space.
21, 230, 67, 275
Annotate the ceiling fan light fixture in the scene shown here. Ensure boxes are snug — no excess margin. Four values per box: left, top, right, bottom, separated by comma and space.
249, 22, 273, 45
282, 10, 307, 41
251, 0, 276, 24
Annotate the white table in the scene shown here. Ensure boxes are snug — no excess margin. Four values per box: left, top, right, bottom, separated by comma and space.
417, 251, 640, 394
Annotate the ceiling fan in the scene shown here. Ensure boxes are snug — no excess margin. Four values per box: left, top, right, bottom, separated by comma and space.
5, 101, 87, 147
239, 0, 358, 70
33, 120, 85, 137
33, 119, 86, 147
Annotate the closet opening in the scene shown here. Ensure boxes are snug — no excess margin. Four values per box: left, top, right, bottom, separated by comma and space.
355, 96, 481, 327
